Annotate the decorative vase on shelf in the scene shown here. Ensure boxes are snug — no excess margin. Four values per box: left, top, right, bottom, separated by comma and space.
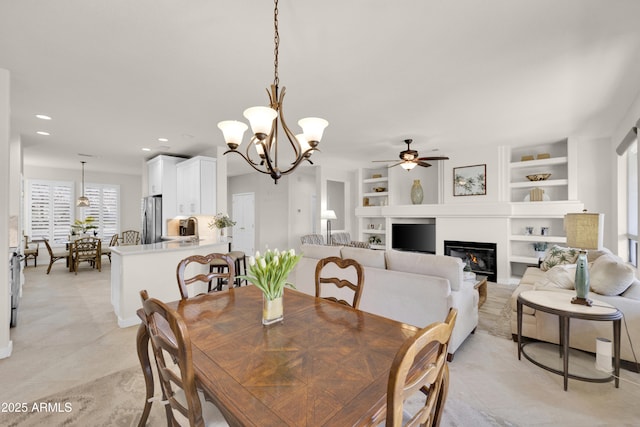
572, 250, 592, 306
411, 179, 424, 204
262, 295, 284, 325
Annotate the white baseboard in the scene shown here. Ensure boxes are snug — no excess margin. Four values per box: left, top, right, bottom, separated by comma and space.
0, 340, 13, 359
117, 316, 141, 328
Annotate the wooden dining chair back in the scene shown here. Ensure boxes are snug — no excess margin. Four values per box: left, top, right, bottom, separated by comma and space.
101, 234, 119, 263
121, 229, 141, 245
140, 290, 210, 427
72, 236, 101, 274
176, 253, 235, 299
386, 308, 457, 427
314, 256, 365, 309
43, 238, 69, 274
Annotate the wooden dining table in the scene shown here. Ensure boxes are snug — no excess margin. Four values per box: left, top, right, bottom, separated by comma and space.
136, 285, 430, 427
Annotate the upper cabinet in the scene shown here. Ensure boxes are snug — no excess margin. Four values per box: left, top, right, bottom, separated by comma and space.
147, 155, 183, 196
176, 156, 217, 216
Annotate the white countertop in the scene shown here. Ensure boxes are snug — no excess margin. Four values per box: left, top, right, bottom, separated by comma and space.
111, 238, 229, 256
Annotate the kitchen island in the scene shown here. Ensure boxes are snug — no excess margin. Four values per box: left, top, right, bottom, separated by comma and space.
111, 238, 229, 327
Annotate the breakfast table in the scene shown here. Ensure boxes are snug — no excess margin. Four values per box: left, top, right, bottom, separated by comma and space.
136, 285, 435, 426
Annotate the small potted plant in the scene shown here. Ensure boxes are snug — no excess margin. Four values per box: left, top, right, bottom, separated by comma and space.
533, 242, 548, 259
239, 248, 302, 325
71, 216, 98, 236
208, 213, 236, 238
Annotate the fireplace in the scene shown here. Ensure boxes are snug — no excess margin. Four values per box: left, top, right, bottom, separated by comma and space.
444, 240, 497, 282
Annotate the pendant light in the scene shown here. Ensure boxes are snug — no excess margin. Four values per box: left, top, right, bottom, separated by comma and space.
218, 0, 328, 184
76, 161, 90, 207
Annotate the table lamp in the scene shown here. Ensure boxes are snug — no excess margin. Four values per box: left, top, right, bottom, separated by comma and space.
564, 210, 604, 306
321, 210, 337, 245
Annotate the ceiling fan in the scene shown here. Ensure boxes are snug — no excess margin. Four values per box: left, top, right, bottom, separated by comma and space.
373, 139, 449, 170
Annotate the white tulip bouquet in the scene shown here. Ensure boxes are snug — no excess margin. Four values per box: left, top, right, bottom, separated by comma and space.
240, 248, 301, 300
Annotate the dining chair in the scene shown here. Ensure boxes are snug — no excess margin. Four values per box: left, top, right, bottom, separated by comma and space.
101, 233, 119, 263
43, 238, 69, 274
121, 229, 141, 245
228, 251, 247, 286
23, 235, 39, 267
385, 308, 457, 427
139, 290, 227, 426
177, 253, 235, 299
314, 256, 365, 309
72, 236, 101, 274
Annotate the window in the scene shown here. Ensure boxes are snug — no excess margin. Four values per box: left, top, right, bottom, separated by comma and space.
84, 183, 120, 240
627, 140, 638, 266
27, 180, 74, 245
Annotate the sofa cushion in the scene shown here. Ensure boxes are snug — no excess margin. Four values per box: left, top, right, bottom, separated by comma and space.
621, 280, 640, 301
589, 254, 635, 296
586, 247, 613, 263
341, 247, 386, 269
520, 267, 546, 286
385, 250, 464, 291
541, 264, 576, 289
540, 245, 579, 271
299, 243, 342, 259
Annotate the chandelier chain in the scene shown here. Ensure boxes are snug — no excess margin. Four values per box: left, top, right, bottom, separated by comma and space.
273, 0, 280, 87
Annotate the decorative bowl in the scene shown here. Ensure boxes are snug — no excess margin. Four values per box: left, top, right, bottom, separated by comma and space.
526, 173, 551, 181
373, 187, 386, 192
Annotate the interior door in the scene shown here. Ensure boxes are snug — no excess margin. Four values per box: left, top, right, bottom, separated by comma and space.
232, 192, 255, 255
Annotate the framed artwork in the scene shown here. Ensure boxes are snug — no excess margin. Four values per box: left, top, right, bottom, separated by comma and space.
453, 164, 486, 196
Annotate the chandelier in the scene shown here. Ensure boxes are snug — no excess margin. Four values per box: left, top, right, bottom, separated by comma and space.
76, 161, 90, 207
217, 0, 328, 184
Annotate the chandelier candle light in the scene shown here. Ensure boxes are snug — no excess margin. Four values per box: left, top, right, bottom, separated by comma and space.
217, 0, 328, 184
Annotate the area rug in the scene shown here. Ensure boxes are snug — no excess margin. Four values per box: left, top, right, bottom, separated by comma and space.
5, 365, 510, 427
479, 282, 514, 340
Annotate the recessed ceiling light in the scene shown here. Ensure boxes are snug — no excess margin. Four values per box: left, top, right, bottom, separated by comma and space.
158, 138, 168, 142
142, 148, 151, 152
36, 114, 52, 120
36, 131, 50, 136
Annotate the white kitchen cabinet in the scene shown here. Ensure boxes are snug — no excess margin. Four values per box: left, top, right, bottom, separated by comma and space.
147, 155, 183, 196
176, 156, 217, 216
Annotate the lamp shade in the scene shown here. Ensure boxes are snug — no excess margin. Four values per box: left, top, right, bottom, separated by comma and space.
298, 117, 328, 143
76, 196, 90, 207
296, 133, 311, 152
401, 162, 417, 170
564, 211, 604, 250
243, 106, 277, 137
321, 210, 337, 220
218, 120, 248, 147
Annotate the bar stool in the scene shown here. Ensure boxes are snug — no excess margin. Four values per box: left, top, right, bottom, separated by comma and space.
209, 258, 232, 291
228, 251, 247, 287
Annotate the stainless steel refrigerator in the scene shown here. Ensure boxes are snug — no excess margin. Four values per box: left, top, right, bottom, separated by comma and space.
142, 195, 162, 244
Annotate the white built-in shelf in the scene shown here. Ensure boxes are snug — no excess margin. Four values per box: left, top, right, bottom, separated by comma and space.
510, 179, 568, 189
363, 177, 389, 184
510, 156, 568, 169
370, 244, 386, 250
510, 255, 540, 265
509, 235, 566, 243
362, 229, 385, 234
363, 191, 389, 197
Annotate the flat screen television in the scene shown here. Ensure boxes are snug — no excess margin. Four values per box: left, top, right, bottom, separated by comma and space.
391, 223, 436, 254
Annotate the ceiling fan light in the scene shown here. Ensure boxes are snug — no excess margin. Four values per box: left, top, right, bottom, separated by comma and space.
298, 117, 328, 144
401, 162, 417, 170
218, 120, 248, 148
243, 106, 277, 138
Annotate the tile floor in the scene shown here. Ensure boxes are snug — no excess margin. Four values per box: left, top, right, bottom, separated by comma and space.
2, 261, 640, 425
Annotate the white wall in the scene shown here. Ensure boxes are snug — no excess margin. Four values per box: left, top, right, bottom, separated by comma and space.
1, 68, 12, 358
288, 171, 317, 249
23, 165, 142, 233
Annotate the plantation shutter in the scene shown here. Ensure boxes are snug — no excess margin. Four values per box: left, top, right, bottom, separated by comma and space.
83, 183, 120, 239
28, 180, 73, 245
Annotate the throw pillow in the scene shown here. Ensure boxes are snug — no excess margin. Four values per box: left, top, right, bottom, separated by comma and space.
543, 264, 577, 289
539, 245, 579, 271
589, 254, 635, 296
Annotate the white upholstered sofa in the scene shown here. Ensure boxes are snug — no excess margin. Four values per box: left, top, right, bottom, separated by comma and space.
509, 247, 640, 366
293, 244, 479, 359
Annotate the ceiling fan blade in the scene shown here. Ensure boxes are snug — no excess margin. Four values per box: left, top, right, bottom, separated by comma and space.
418, 161, 432, 167
416, 156, 449, 161
387, 161, 405, 168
